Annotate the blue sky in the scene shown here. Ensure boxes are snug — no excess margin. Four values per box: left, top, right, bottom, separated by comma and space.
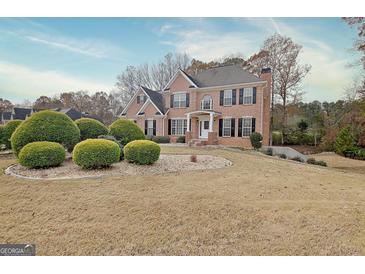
0, 17, 362, 103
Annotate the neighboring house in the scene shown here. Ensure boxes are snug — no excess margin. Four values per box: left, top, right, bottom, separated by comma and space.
121, 64, 272, 147
0, 107, 96, 124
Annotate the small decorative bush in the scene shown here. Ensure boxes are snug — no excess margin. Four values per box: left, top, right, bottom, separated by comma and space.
335, 126, 356, 155
18, 141, 65, 168
109, 119, 145, 146
98, 135, 124, 160
75, 118, 108, 140
152, 136, 170, 143
73, 139, 120, 169
190, 155, 197, 163
272, 131, 283, 145
250, 132, 263, 150
124, 140, 160, 165
265, 147, 273, 156
2, 120, 22, 149
176, 136, 185, 143
307, 157, 327, 167
291, 156, 304, 163
11, 110, 80, 156
279, 153, 287, 159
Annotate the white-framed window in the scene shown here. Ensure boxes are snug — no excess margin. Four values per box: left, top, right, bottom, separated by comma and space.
147, 120, 154, 136
224, 90, 232, 106
242, 117, 252, 137
138, 95, 146, 104
173, 93, 187, 108
243, 88, 253, 104
171, 119, 187, 135
201, 95, 213, 110
223, 118, 231, 137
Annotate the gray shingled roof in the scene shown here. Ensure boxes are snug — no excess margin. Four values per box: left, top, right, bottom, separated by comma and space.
188, 65, 263, 88
141, 86, 165, 114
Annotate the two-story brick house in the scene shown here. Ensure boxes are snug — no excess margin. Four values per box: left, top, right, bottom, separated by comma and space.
121, 65, 271, 147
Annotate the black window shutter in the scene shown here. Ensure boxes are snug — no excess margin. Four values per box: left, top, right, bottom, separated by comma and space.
219, 91, 224, 106
252, 117, 256, 133
168, 119, 171, 135
170, 95, 174, 108
253, 87, 257, 104
239, 88, 244, 104
231, 118, 235, 137
153, 120, 156, 136
189, 118, 192, 131
186, 93, 190, 107
238, 118, 242, 137
218, 119, 223, 137
144, 120, 148, 135
137, 96, 140, 104
232, 89, 236, 105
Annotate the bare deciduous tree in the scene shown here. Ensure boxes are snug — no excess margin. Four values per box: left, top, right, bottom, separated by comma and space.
0, 98, 14, 112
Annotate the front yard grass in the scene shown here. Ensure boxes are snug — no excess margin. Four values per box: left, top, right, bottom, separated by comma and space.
1, 146, 365, 255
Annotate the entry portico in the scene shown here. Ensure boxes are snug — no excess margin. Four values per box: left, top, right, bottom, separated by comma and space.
185, 110, 221, 145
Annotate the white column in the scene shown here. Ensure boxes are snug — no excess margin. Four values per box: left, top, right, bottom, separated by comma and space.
209, 112, 214, 132
186, 113, 191, 132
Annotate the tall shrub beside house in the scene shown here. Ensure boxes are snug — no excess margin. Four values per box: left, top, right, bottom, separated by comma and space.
334, 126, 356, 155
109, 119, 145, 146
75, 118, 108, 140
11, 110, 80, 156
2, 120, 22, 149
250, 132, 263, 149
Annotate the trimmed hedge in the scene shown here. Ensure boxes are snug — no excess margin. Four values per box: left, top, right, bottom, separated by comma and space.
75, 118, 108, 140
176, 136, 185, 143
250, 132, 263, 149
18, 141, 65, 168
11, 110, 80, 156
72, 139, 120, 169
146, 135, 170, 143
98, 135, 124, 160
307, 157, 327, 167
109, 119, 145, 146
124, 140, 160, 165
0, 125, 4, 145
2, 120, 22, 149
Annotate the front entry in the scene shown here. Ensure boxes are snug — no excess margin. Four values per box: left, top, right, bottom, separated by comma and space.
199, 116, 210, 139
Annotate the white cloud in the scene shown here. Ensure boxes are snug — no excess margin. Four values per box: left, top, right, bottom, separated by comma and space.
0, 61, 113, 100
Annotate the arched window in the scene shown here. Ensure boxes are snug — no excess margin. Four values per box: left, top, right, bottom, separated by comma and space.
201, 95, 212, 110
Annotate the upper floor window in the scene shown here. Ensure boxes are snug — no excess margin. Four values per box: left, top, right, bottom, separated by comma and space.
201, 95, 212, 110
224, 90, 232, 106
137, 95, 146, 104
173, 93, 187, 108
243, 88, 253, 104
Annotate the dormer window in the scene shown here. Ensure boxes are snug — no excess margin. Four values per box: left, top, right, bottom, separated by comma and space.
137, 95, 147, 104
201, 95, 213, 110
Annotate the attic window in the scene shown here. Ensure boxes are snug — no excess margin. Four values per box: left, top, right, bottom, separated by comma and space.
138, 112, 145, 116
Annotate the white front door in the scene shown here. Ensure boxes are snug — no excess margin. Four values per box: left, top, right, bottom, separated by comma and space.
199, 117, 209, 139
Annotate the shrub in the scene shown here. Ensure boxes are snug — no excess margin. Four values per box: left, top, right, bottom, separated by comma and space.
190, 155, 197, 162
75, 118, 108, 140
11, 110, 80, 156
124, 140, 160, 165
18, 141, 65, 168
334, 126, 356, 155
73, 139, 120, 169
2, 120, 22, 149
0, 125, 4, 143
250, 132, 263, 150
109, 119, 145, 146
272, 131, 282, 145
279, 153, 287, 159
297, 119, 308, 132
306, 157, 327, 167
152, 136, 170, 143
176, 136, 185, 143
291, 156, 304, 163
265, 147, 273, 156
98, 135, 124, 160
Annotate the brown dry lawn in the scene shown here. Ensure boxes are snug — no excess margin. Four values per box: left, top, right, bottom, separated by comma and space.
1, 147, 365, 255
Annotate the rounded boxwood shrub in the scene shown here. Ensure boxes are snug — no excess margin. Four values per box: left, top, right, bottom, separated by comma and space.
72, 139, 120, 169
176, 136, 185, 143
75, 118, 108, 140
250, 132, 263, 149
2, 120, 22, 149
109, 119, 145, 146
124, 140, 160, 165
18, 141, 66, 168
11, 110, 80, 156
98, 135, 124, 160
